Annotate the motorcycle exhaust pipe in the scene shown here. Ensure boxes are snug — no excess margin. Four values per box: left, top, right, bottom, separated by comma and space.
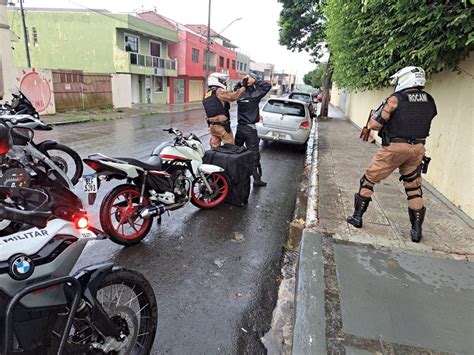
140, 200, 189, 219
140, 204, 166, 219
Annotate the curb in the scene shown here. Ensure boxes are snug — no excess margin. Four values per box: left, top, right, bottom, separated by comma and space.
292, 230, 326, 354
48, 106, 204, 127
305, 120, 319, 228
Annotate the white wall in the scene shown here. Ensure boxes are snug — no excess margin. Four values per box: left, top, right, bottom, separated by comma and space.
112, 73, 132, 108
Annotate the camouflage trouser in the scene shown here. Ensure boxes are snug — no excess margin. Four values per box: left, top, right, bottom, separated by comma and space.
209, 125, 234, 149
361, 143, 425, 209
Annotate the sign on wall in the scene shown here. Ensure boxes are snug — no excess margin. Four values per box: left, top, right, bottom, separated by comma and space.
16, 68, 55, 114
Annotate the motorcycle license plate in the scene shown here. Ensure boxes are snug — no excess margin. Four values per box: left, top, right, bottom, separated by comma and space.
82, 174, 98, 193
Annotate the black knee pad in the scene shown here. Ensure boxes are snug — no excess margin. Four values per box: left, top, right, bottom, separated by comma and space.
358, 175, 374, 193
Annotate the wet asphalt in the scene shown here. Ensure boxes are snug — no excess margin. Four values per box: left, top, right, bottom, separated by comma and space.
36, 106, 305, 354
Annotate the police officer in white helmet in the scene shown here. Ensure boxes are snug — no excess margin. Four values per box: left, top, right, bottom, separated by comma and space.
347, 66, 437, 243
202, 72, 245, 148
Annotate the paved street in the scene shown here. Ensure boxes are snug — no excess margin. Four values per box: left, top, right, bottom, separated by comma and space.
36, 107, 305, 354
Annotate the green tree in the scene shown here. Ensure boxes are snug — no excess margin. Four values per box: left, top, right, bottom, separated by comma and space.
303, 62, 328, 88
324, 0, 474, 90
278, 0, 326, 59
278, 0, 333, 117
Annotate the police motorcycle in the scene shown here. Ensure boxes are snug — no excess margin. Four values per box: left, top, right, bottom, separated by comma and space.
83, 128, 230, 246
1, 90, 83, 185
0, 131, 158, 354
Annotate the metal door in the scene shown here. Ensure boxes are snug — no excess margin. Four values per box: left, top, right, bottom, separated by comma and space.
174, 79, 185, 103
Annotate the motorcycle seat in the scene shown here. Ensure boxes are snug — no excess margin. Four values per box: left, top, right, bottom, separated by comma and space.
117, 156, 163, 171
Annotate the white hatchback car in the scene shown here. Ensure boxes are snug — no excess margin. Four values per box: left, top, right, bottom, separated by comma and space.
256, 98, 312, 145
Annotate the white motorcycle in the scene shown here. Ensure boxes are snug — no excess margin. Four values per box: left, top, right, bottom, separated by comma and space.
83, 128, 230, 246
0, 185, 157, 354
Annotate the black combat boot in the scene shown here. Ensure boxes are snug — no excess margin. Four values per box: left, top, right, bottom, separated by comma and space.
408, 207, 426, 243
252, 167, 267, 187
346, 193, 371, 228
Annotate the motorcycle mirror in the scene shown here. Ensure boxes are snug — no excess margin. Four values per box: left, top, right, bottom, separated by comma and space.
10, 126, 35, 142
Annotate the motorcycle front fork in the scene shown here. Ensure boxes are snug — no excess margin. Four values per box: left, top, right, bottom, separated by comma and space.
198, 171, 214, 193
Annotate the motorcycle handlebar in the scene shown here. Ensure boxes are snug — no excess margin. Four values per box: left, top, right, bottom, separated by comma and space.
163, 128, 183, 136
0, 205, 50, 229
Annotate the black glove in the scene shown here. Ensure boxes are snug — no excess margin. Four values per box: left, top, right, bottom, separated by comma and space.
242, 77, 249, 88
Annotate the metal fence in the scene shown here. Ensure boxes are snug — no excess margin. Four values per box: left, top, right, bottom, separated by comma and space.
129, 53, 177, 70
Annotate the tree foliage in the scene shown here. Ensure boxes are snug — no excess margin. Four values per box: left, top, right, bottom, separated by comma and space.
303, 62, 328, 88
278, 0, 326, 59
324, 0, 474, 90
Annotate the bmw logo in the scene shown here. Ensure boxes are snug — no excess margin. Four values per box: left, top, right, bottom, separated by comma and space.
9, 254, 35, 281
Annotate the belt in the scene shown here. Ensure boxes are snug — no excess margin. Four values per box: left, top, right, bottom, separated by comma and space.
207, 119, 230, 126
391, 138, 426, 145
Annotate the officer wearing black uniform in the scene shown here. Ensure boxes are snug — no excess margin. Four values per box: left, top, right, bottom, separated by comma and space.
347, 66, 437, 243
234, 72, 272, 187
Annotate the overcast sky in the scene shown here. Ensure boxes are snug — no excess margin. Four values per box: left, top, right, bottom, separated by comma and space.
19, 0, 316, 81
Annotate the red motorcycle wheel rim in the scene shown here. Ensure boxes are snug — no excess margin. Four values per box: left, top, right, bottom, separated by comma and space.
108, 188, 151, 241
191, 173, 229, 208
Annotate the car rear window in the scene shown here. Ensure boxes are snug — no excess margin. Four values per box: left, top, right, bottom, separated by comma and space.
289, 93, 310, 102
263, 100, 306, 117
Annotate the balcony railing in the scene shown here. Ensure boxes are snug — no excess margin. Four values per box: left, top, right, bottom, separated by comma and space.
130, 52, 177, 71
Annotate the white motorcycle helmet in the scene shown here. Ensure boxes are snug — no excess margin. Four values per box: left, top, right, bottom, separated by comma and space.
207, 72, 228, 89
389, 66, 426, 92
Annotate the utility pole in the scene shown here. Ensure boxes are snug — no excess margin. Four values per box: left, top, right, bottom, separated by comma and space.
205, 0, 211, 79
19, 0, 30, 67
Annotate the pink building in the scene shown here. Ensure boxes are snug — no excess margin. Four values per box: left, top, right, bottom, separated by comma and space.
139, 12, 239, 104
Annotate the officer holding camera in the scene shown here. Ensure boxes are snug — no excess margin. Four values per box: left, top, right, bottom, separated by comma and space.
234, 72, 272, 187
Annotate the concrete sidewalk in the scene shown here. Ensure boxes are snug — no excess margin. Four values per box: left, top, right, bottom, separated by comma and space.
319, 106, 473, 257
293, 105, 474, 354
43, 101, 203, 126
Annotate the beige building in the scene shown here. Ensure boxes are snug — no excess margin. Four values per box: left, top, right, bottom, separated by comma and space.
331, 54, 474, 219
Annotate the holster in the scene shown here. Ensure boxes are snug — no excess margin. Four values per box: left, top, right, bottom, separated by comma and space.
379, 127, 390, 146
223, 120, 232, 133
421, 155, 431, 174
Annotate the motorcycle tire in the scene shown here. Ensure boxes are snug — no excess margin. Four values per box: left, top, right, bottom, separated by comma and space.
63, 268, 157, 354
100, 184, 153, 246
191, 172, 230, 209
42, 143, 83, 185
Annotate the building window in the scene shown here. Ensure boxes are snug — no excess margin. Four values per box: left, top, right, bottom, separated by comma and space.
232, 60, 236, 70
125, 33, 139, 53
31, 27, 38, 44
226, 58, 230, 68
150, 40, 161, 57
192, 48, 199, 63
243, 63, 247, 72
219, 56, 224, 67
154, 76, 164, 92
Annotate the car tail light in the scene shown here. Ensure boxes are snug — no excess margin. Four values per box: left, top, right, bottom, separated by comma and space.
76, 216, 89, 229
259, 115, 263, 123
85, 160, 101, 171
300, 121, 310, 129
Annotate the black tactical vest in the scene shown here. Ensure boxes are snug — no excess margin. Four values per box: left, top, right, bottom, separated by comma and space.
386, 90, 437, 139
202, 88, 230, 119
